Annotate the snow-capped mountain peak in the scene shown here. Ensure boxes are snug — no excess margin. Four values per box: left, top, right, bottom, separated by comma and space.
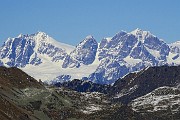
15, 31, 49, 42
80, 35, 97, 46
34, 31, 49, 40
131, 28, 143, 33
130, 28, 148, 35
33, 31, 52, 43
130, 28, 155, 42
62, 35, 98, 68
36, 31, 47, 35
0, 32, 75, 68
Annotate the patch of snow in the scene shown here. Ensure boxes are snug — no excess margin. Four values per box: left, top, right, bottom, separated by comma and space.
106, 37, 112, 42
81, 104, 101, 114
124, 56, 142, 66
167, 52, 180, 64
145, 46, 161, 58
114, 85, 138, 98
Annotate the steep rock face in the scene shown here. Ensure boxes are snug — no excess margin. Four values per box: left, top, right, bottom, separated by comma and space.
62, 35, 98, 68
89, 29, 171, 84
0, 36, 39, 67
0, 32, 70, 67
98, 31, 127, 60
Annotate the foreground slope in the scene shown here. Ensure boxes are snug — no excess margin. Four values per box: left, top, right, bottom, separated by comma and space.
0, 67, 123, 120
0, 66, 180, 120
0, 67, 44, 120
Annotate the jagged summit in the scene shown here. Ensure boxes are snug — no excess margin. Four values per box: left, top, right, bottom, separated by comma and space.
33, 31, 48, 39
130, 28, 155, 42
131, 28, 143, 33
85, 35, 94, 39
80, 35, 97, 45
62, 35, 98, 68
131, 28, 147, 34
36, 31, 47, 35
16, 31, 48, 39
113, 30, 127, 38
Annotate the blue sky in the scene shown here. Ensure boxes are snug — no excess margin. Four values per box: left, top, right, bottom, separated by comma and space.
0, 0, 180, 46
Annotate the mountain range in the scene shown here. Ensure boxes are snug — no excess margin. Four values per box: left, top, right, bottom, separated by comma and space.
1, 28, 180, 84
